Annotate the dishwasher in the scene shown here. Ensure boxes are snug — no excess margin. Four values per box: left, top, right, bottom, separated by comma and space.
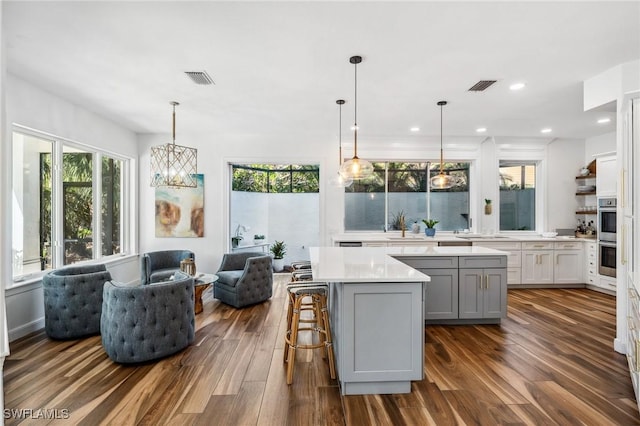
438, 240, 472, 247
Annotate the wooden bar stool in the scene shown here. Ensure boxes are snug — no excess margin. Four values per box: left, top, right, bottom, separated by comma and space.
283, 282, 336, 384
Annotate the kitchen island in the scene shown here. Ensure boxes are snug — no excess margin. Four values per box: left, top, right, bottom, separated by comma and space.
309, 245, 508, 395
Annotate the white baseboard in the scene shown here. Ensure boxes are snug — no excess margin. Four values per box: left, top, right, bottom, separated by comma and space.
614, 337, 626, 355
9, 318, 44, 342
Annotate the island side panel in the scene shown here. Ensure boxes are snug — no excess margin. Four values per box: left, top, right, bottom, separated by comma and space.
331, 281, 424, 395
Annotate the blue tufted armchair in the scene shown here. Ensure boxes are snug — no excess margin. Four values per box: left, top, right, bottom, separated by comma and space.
42, 264, 113, 340
214, 252, 273, 308
140, 250, 195, 284
101, 271, 195, 363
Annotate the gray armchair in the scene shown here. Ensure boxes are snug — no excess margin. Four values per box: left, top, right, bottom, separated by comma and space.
140, 250, 194, 284
101, 271, 195, 363
42, 264, 112, 340
214, 252, 273, 308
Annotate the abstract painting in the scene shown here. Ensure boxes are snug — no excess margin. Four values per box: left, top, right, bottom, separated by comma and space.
155, 174, 204, 237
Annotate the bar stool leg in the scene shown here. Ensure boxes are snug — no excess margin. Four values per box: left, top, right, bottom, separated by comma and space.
286, 295, 304, 385
283, 291, 295, 363
320, 298, 336, 379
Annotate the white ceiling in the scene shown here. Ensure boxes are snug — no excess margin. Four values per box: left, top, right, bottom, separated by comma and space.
4, 1, 639, 146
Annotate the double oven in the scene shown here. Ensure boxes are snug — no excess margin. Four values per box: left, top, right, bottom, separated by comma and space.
598, 197, 617, 278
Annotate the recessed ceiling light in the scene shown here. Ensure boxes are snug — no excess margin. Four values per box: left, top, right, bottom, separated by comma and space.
541, 128, 552, 134
410, 127, 420, 132
476, 127, 487, 133
509, 82, 526, 91
597, 118, 611, 124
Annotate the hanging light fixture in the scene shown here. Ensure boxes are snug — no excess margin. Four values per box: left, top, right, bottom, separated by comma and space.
430, 100, 454, 190
339, 55, 373, 180
330, 99, 353, 188
150, 101, 198, 188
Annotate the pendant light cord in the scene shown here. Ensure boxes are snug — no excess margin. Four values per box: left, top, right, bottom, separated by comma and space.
353, 60, 358, 158
439, 102, 444, 175
171, 101, 179, 145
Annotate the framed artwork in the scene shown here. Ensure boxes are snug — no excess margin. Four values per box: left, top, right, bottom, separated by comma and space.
155, 174, 204, 237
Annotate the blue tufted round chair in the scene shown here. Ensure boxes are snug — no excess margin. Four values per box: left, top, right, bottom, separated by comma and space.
214, 252, 273, 308
101, 271, 195, 363
42, 264, 113, 340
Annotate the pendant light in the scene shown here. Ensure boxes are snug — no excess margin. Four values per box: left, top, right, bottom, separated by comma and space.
339, 55, 373, 180
330, 99, 353, 188
150, 101, 198, 188
430, 100, 454, 190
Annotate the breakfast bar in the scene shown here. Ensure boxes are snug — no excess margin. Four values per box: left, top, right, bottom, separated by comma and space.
309, 245, 508, 395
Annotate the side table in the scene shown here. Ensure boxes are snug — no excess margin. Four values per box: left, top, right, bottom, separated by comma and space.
194, 273, 217, 314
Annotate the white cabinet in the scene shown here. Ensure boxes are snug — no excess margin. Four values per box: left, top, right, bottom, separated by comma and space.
521, 242, 554, 285
585, 241, 597, 286
472, 241, 522, 285
596, 154, 617, 197
553, 242, 584, 284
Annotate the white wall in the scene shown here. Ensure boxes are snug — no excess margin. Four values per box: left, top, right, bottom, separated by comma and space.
585, 131, 616, 159
547, 138, 587, 232
138, 132, 331, 273
3, 75, 139, 341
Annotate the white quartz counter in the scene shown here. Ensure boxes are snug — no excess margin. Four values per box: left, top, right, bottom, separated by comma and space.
332, 232, 594, 244
309, 246, 508, 283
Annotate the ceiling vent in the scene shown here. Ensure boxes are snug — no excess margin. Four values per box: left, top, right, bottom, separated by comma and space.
468, 80, 497, 92
185, 71, 214, 85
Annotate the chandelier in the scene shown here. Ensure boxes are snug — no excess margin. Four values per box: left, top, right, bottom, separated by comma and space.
339, 55, 374, 181
150, 101, 198, 188
430, 101, 454, 190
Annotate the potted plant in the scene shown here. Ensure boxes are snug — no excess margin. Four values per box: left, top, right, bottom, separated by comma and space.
270, 240, 287, 272
253, 234, 266, 245
484, 199, 492, 215
231, 235, 243, 248
422, 219, 439, 237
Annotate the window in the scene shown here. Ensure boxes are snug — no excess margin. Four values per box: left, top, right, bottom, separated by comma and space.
345, 161, 470, 231
232, 164, 319, 193
499, 160, 536, 231
12, 129, 128, 282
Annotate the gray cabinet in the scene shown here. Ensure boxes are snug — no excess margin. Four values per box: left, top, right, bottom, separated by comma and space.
330, 281, 424, 395
396, 255, 507, 324
397, 257, 458, 320
420, 269, 459, 320
459, 256, 507, 319
459, 268, 507, 319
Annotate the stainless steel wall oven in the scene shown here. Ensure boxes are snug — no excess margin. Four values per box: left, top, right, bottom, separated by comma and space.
597, 197, 617, 277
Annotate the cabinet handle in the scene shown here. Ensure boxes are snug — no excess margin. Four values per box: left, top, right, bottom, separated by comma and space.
534, 244, 544, 248
485, 275, 489, 289
478, 275, 482, 289
556, 254, 559, 265
622, 223, 627, 265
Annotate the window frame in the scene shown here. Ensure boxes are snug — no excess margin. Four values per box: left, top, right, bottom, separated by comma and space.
344, 160, 474, 232
11, 126, 132, 285
497, 150, 546, 235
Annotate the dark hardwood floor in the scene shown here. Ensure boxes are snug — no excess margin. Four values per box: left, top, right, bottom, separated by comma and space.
4, 276, 639, 425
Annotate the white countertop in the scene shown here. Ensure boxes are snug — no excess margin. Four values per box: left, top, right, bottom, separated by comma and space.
332, 232, 594, 243
309, 246, 508, 283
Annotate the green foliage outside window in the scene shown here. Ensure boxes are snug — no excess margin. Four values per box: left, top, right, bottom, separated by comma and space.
232, 164, 319, 193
